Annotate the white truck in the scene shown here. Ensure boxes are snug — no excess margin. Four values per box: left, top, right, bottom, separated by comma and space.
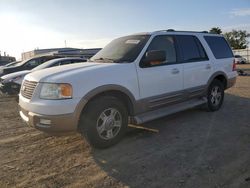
19, 30, 237, 148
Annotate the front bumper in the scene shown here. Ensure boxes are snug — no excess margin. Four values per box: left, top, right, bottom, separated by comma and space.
19, 106, 79, 135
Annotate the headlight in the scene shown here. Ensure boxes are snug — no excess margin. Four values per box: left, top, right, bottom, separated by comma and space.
40, 83, 73, 99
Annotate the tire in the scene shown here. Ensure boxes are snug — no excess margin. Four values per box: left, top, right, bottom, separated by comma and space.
79, 96, 128, 148
206, 79, 224, 111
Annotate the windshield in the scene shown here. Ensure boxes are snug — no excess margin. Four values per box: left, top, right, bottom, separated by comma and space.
10, 59, 31, 67
90, 35, 150, 63
5, 61, 20, 67
32, 59, 59, 71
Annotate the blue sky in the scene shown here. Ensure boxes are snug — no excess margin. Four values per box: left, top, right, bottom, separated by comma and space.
0, 0, 249, 59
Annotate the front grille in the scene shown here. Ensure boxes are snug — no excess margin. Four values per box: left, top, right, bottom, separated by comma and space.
21, 80, 37, 99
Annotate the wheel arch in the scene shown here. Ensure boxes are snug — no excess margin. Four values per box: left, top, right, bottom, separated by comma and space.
75, 85, 137, 127
207, 71, 228, 89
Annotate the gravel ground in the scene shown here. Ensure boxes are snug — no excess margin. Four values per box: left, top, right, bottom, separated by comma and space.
0, 76, 249, 188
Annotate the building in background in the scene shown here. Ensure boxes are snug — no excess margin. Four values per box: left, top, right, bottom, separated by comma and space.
21, 48, 101, 60
0, 51, 16, 66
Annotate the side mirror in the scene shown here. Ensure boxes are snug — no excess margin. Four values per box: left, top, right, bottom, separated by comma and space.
144, 50, 166, 64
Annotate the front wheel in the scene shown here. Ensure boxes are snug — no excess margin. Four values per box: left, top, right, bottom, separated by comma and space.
79, 96, 128, 148
206, 79, 224, 111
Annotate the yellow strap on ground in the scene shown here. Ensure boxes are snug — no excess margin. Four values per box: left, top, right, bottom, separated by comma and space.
128, 124, 159, 133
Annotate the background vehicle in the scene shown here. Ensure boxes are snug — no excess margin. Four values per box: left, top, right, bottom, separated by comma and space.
19, 30, 237, 148
234, 55, 247, 64
0, 56, 61, 77
0, 57, 86, 95
0, 61, 21, 69
0, 56, 16, 66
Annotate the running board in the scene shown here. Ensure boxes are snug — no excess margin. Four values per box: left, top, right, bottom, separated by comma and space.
132, 98, 207, 125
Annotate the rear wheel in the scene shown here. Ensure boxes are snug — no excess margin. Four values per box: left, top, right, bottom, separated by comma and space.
206, 79, 224, 111
79, 96, 128, 148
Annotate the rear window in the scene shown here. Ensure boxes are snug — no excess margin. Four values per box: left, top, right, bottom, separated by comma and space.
204, 36, 233, 59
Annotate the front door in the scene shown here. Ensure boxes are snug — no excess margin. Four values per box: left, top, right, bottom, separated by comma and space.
136, 35, 183, 108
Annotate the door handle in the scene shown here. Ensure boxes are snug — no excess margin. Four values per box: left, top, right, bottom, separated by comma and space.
171, 68, 180, 74
206, 64, 211, 69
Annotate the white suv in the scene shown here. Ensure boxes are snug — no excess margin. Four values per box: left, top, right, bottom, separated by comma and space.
19, 30, 237, 148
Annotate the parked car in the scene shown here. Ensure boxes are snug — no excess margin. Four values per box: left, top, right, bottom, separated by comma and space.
0, 57, 86, 95
19, 30, 237, 148
234, 55, 247, 64
0, 56, 62, 77
0, 56, 16, 66
1, 61, 21, 67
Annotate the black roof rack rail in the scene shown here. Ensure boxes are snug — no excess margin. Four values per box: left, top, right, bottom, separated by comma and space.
156, 29, 209, 33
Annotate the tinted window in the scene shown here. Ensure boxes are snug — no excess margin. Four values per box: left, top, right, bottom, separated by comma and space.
204, 36, 233, 59
194, 37, 208, 60
49, 62, 60, 67
72, 59, 86, 63
176, 35, 207, 62
141, 35, 176, 67
44, 56, 58, 62
25, 59, 41, 68
60, 60, 72, 65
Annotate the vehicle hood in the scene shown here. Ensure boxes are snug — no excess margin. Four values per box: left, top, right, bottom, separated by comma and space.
25, 62, 115, 82
1, 70, 31, 81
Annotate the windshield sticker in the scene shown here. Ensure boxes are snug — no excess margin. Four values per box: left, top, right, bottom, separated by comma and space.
125, 40, 140, 44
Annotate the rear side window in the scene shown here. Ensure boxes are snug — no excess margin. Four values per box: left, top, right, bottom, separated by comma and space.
176, 35, 208, 62
204, 36, 233, 59
72, 59, 86, 63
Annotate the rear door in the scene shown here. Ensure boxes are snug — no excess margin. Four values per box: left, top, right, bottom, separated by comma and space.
176, 35, 212, 91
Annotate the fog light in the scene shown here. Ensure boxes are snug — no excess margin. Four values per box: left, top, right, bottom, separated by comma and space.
40, 119, 51, 125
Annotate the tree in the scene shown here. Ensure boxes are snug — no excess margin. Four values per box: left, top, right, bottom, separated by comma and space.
223, 30, 250, 49
209, 27, 222, 34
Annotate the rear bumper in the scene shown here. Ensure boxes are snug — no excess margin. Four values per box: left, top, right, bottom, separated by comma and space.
19, 106, 79, 135
227, 77, 236, 89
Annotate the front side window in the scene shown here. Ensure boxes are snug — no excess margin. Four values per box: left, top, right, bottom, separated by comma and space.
90, 35, 150, 63
141, 35, 177, 67
176, 35, 208, 62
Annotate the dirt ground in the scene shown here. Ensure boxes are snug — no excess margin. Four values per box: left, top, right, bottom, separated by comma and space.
0, 76, 250, 188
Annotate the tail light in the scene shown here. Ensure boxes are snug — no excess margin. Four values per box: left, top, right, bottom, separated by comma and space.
232, 59, 236, 71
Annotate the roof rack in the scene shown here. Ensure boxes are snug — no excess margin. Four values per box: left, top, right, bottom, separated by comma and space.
155, 29, 209, 33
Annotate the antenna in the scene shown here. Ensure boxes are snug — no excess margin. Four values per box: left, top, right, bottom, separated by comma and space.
64, 40, 67, 47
